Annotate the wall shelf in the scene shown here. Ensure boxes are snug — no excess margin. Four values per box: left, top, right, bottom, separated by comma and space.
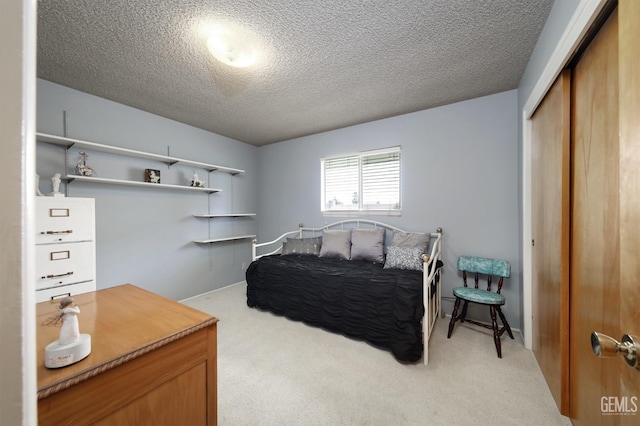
37, 131, 253, 248
36, 132, 245, 175
194, 235, 256, 244
64, 175, 222, 193
193, 213, 256, 218
193, 215, 256, 245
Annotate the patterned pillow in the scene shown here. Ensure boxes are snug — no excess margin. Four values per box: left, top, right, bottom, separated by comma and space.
383, 246, 424, 271
319, 230, 351, 260
350, 228, 385, 263
281, 237, 322, 256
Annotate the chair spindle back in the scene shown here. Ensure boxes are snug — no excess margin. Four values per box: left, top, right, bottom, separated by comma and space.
458, 256, 510, 294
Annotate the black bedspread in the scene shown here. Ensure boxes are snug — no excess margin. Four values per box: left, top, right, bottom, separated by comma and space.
246, 254, 428, 362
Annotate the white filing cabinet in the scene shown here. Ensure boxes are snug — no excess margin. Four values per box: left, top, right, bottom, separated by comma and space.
35, 197, 96, 303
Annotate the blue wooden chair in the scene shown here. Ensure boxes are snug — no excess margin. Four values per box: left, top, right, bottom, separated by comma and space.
447, 255, 514, 358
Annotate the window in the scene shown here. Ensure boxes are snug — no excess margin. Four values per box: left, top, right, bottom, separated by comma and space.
321, 147, 401, 215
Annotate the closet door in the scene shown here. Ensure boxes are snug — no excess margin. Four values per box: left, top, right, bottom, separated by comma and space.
530, 2, 640, 422
617, 0, 640, 420
571, 1, 640, 423
530, 70, 571, 415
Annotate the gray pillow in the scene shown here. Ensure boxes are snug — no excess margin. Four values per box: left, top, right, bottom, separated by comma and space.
350, 228, 385, 263
319, 229, 351, 260
383, 246, 424, 271
282, 237, 322, 256
391, 231, 430, 253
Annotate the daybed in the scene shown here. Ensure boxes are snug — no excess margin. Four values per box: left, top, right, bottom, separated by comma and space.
246, 220, 443, 364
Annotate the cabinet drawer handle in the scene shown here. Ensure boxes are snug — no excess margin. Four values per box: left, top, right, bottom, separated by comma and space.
41, 271, 74, 279
40, 230, 73, 235
50, 292, 71, 301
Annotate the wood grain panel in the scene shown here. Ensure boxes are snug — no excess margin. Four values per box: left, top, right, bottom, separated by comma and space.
38, 327, 211, 425
569, 9, 619, 425
93, 363, 208, 426
206, 325, 218, 424
617, 1, 640, 424
530, 69, 571, 415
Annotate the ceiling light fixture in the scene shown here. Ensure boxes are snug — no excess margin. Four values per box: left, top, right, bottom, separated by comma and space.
206, 28, 256, 68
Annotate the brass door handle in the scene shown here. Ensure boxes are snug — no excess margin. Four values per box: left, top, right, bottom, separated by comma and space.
591, 332, 640, 370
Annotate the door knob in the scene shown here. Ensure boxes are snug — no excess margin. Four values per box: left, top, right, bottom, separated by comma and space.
591, 332, 640, 370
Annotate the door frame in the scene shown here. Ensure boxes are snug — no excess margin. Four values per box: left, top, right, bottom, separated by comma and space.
522, 0, 608, 349
1, 0, 38, 424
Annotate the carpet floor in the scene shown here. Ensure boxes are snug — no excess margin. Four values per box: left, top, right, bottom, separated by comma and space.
182, 282, 571, 426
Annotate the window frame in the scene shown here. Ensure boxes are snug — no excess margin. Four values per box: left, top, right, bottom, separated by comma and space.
320, 146, 402, 217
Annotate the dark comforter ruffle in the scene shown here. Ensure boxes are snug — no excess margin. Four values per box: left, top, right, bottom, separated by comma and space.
246, 254, 426, 362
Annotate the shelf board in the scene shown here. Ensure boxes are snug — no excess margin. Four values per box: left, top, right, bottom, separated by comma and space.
65, 175, 222, 193
193, 213, 256, 218
37, 132, 245, 175
193, 235, 256, 244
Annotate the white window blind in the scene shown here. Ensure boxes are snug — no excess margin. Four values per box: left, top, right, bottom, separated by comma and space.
321, 147, 401, 215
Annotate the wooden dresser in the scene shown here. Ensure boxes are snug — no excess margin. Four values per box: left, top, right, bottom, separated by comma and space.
37, 284, 218, 425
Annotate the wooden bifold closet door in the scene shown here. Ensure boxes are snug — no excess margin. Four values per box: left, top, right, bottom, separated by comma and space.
531, 2, 640, 424
569, 8, 620, 425
530, 69, 571, 415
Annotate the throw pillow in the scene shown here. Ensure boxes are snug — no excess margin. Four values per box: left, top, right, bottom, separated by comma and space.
350, 228, 385, 263
383, 246, 424, 271
281, 237, 322, 256
319, 229, 351, 260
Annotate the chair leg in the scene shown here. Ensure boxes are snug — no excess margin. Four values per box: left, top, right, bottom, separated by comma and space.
489, 305, 502, 358
460, 300, 469, 323
497, 307, 514, 339
447, 297, 462, 338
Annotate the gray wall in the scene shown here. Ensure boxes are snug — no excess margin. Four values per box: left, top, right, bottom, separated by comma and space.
36, 79, 258, 301
518, 0, 582, 109
257, 90, 521, 328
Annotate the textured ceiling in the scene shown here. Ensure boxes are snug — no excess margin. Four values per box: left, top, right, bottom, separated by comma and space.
37, 0, 553, 146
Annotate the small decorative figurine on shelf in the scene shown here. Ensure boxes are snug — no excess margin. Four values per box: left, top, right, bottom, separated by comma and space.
75, 151, 96, 177
190, 171, 205, 187
145, 169, 161, 184
50, 173, 65, 197
43, 296, 92, 368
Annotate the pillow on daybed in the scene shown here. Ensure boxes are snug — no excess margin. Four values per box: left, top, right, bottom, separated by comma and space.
383, 246, 424, 271
319, 229, 351, 260
282, 237, 322, 256
391, 231, 430, 253
350, 228, 385, 263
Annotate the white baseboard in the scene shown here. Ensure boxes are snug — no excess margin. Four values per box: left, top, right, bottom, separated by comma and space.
179, 281, 246, 303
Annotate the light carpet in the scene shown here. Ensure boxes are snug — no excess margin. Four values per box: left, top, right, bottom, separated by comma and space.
182, 282, 571, 426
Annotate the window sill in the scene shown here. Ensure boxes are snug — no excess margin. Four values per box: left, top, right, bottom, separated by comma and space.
322, 210, 402, 217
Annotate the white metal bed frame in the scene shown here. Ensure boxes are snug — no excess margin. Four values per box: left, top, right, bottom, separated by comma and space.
251, 219, 443, 365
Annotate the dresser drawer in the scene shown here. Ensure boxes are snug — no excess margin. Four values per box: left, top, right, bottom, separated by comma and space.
36, 242, 95, 291
36, 198, 95, 244
35, 281, 96, 303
